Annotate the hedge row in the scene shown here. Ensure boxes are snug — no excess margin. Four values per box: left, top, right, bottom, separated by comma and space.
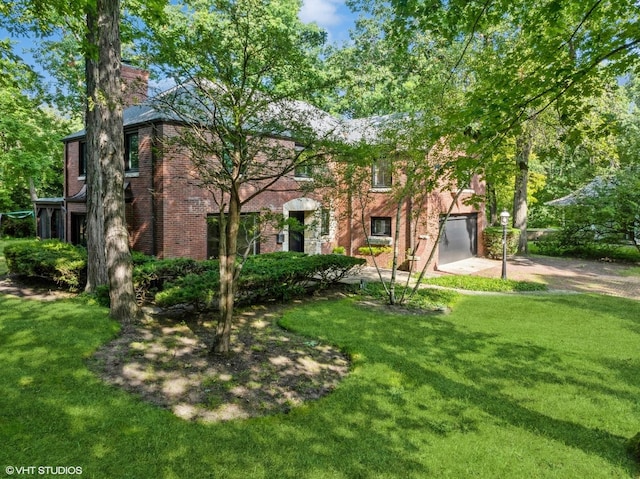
483, 226, 520, 259
4, 239, 87, 289
155, 252, 365, 309
4, 240, 365, 308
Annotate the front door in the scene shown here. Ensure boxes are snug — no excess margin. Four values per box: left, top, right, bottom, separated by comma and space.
288, 211, 305, 253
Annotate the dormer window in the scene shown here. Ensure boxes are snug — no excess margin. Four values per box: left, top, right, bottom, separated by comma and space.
372, 158, 392, 188
125, 132, 139, 172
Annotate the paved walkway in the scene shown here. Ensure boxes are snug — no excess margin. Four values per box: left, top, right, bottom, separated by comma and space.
437, 255, 640, 300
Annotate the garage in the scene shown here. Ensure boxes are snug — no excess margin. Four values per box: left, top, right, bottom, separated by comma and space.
438, 214, 478, 265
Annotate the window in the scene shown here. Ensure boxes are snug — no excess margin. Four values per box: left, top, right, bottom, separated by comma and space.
320, 208, 330, 235
372, 158, 392, 188
371, 217, 391, 236
294, 162, 313, 179
294, 145, 313, 179
79, 141, 87, 176
207, 213, 260, 259
71, 213, 87, 246
125, 132, 139, 172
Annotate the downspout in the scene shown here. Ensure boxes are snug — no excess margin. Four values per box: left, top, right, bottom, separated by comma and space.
151, 123, 158, 257
63, 141, 69, 242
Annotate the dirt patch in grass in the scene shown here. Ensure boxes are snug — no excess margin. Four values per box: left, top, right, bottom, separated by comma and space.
87, 291, 351, 423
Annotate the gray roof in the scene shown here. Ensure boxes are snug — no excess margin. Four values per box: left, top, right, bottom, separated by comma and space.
546, 176, 614, 207
63, 103, 181, 141
63, 80, 405, 144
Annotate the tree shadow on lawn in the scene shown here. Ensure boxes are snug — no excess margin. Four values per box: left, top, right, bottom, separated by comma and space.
0, 295, 430, 478
280, 294, 640, 475
2, 292, 639, 477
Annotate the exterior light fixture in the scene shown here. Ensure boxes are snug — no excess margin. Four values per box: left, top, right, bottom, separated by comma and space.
500, 210, 510, 280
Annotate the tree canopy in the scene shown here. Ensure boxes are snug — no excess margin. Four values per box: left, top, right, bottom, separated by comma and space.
0, 49, 75, 212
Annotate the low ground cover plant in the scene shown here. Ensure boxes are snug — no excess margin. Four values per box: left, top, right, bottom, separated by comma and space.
423, 274, 548, 292
361, 281, 461, 310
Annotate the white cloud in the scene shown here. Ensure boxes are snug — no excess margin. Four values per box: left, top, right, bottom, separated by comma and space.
299, 0, 344, 27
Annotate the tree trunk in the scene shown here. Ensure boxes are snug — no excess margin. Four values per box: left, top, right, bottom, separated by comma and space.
84, 8, 108, 293
97, 0, 140, 322
212, 189, 241, 354
513, 130, 532, 254
486, 182, 498, 226
388, 199, 404, 305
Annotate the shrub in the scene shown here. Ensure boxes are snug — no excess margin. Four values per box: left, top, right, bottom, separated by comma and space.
332, 246, 346, 255
483, 226, 520, 259
133, 257, 214, 303
154, 252, 365, 309
4, 239, 87, 289
0, 217, 36, 238
531, 234, 640, 263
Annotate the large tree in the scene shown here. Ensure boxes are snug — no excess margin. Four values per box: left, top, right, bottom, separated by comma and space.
323, 0, 484, 304
89, 0, 139, 320
143, 0, 332, 353
1, 0, 149, 321
344, 0, 640, 247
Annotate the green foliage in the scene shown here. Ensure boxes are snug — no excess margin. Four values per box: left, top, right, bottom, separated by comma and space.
530, 237, 640, 263
133, 257, 213, 304
153, 253, 365, 308
424, 275, 547, 292
483, 226, 520, 259
553, 168, 640, 252
0, 217, 36, 238
357, 245, 392, 256
332, 246, 346, 255
3, 239, 87, 289
0, 59, 73, 212
155, 269, 219, 309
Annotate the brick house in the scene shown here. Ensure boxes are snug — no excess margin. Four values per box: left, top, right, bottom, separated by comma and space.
62, 66, 485, 271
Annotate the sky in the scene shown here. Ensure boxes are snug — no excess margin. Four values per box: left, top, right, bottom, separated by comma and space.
299, 0, 356, 43
1, 0, 356, 70
1, 0, 357, 97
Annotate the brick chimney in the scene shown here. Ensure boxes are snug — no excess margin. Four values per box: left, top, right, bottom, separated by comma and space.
121, 62, 149, 107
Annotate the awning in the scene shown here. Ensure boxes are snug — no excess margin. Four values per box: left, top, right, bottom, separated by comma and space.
0, 210, 34, 219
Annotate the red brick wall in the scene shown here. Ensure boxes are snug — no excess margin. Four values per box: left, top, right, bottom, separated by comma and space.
334, 169, 486, 272
64, 120, 485, 268
154, 124, 209, 259
121, 64, 148, 107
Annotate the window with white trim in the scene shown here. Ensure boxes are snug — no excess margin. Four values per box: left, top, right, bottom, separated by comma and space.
372, 158, 392, 188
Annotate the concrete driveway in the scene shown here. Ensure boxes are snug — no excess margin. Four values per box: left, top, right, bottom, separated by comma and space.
437, 255, 640, 300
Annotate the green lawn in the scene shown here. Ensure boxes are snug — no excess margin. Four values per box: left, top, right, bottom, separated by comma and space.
1, 292, 639, 478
